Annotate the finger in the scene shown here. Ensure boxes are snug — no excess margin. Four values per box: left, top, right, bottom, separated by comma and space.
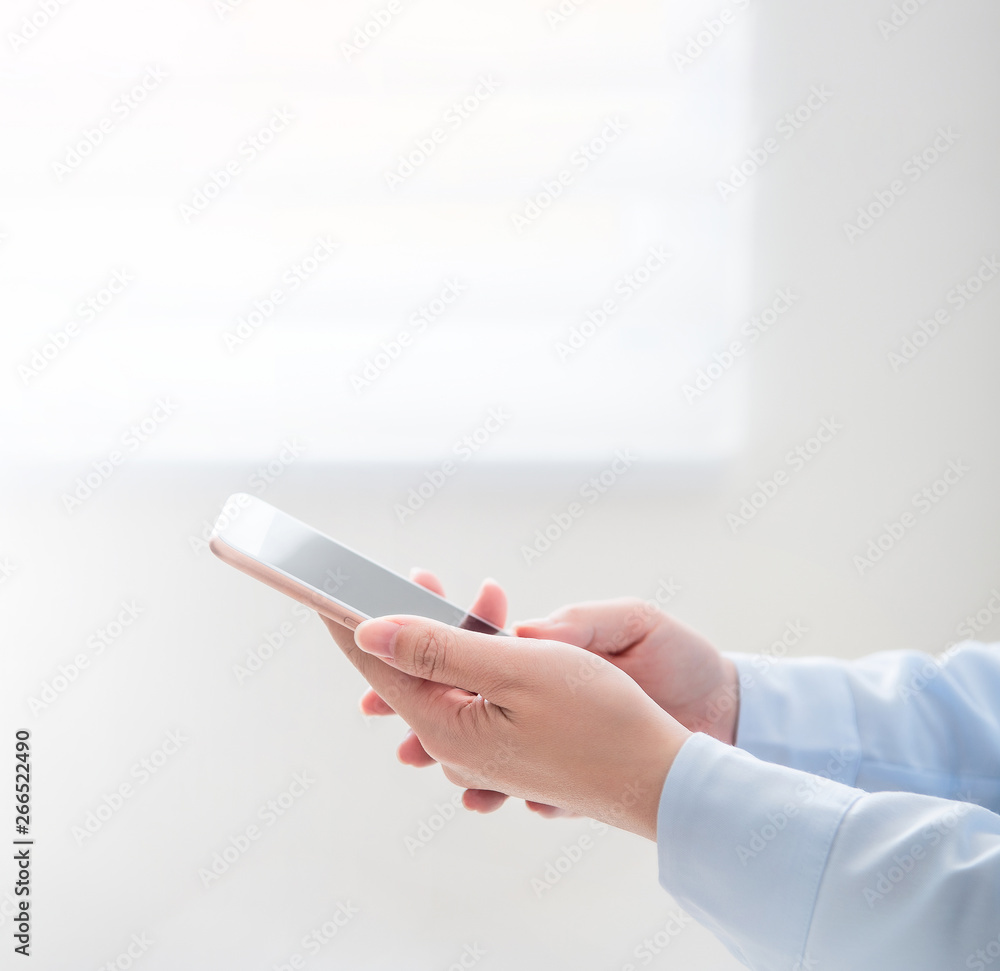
397, 729, 437, 767
353, 616, 527, 711
409, 568, 446, 596
322, 614, 433, 718
525, 801, 576, 818
468, 577, 508, 630
463, 789, 509, 813
368, 685, 479, 720
410, 569, 508, 630
514, 597, 662, 656
359, 689, 394, 716
323, 613, 363, 653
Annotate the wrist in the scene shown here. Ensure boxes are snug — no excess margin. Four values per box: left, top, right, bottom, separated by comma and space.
602, 716, 691, 842
688, 656, 740, 746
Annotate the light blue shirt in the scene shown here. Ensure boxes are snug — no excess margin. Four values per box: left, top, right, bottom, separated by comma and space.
656, 641, 1000, 970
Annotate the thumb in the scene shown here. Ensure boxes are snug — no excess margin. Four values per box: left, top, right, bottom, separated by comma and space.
354, 616, 524, 708
514, 597, 662, 656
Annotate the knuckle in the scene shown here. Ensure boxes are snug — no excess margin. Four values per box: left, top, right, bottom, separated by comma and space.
409, 624, 450, 682
441, 765, 471, 788
619, 595, 649, 614
558, 604, 588, 623
621, 596, 659, 629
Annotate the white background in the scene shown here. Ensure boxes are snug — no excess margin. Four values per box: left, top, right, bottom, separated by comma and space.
2, 0, 1000, 969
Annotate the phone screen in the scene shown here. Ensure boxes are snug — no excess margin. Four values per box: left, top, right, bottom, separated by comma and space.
215, 495, 504, 635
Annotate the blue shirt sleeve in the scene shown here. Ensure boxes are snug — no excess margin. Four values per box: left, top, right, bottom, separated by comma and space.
724, 641, 1000, 810
654, 641, 1000, 969
657, 734, 1000, 970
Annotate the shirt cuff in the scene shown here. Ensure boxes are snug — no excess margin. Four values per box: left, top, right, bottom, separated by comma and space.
657, 732, 862, 970
723, 652, 862, 786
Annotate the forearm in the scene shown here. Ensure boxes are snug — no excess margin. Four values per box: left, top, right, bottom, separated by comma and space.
657, 732, 1000, 971
724, 641, 1000, 810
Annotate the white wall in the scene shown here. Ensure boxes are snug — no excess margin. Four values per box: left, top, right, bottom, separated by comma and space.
2, 1, 999, 969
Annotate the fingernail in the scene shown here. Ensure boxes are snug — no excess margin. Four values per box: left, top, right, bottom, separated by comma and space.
514, 618, 552, 630
355, 619, 402, 659
516, 620, 569, 635
514, 619, 592, 646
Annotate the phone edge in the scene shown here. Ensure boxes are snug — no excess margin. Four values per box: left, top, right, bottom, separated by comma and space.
209, 509, 510, 636
209, 532, 366, 629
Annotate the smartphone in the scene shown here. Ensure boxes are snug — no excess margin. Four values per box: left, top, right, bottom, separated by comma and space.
209, 493, 507, 635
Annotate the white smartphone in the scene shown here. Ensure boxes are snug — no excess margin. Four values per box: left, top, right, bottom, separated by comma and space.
209, 493, 507, 635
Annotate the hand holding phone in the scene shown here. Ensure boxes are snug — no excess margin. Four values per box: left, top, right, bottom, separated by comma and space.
210, 493, 573, 818
322, 568, 546, 815
210, 493, 536, 812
